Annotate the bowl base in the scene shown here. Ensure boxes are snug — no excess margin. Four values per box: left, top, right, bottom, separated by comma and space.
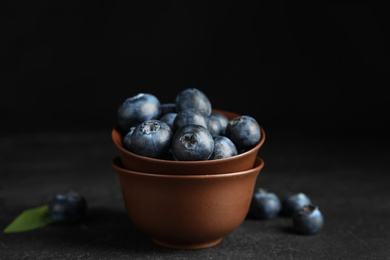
152, 237, 222, 250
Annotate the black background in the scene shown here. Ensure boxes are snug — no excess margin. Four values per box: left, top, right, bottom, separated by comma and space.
2, 1, 389, 140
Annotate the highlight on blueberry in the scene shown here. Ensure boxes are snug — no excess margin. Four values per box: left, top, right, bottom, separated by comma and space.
207, 115, 223, 138
211, 111, 229, 134
248, 188, 281, 220
293, 205, 324, 235
48, 191, 87, 224
282, 193, 312, 217
175, 88, 212, 116
130, 120, 173, 158
172, 125, 214, 161
117, 93, 161, 132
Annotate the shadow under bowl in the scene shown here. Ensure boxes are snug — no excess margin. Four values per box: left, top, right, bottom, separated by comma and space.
112, 109, 265, 175
112, 156, 264, 249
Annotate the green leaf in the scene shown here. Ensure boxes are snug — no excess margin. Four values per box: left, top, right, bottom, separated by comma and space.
4, 205, 53, 233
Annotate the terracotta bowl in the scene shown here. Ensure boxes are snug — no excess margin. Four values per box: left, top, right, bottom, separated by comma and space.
111, 109, 265, 175
112, 156, 264, 249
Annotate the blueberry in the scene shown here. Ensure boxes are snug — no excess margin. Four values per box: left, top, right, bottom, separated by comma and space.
122, 126, 136, 151
293, 205, 324, 235
249, 188, 281, 220
211, 112, 229, 134
175, 88, 212, 116
207, 115, 223, 138
172, 125, 214, 161
117, 93, 161, 132
130, 120, 173, 158
282, 193, 312, 217
172, 108, 208, 133
159, 112, 177, 130
209, 136, 237, 160
160, 103, 176, 115
224, 116, 261, 150
48, 191, 87, 224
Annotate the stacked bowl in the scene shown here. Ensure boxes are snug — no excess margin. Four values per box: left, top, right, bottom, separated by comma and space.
112, 109, 266, 249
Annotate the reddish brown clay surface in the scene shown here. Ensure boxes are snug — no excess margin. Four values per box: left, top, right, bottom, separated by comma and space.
112, 156, 264, 249
112, 109, 265, 175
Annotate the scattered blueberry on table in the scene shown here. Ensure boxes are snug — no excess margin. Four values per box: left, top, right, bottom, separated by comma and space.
293, 205, 324, 235
282, 193, 312, 217
249, 188, 281, 220
48, 191, 87, 224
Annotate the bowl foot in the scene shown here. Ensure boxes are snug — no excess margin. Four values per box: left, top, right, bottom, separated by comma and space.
152, 237, 222, 250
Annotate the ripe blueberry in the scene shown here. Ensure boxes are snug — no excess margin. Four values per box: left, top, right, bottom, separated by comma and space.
172, 108, 208, 133
211, 112, 229, 134
209, 136, 237, 160
172, 125, 214, 161
160, 103, 176, 115
293, 205, 324, 235
48, 191, 87, 224
224, 116, 261, 151
159, 112, 177, 130
249, 188, 281, 220
130, 120, 173, 158
207, 115, 223, 138
175, 88, 212, 116
282, 193, 312, 217
122, 126, 136, 151
117, 93, 161, 132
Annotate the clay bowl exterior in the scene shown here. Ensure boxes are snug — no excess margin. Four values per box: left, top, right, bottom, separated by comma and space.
111, 109, 265, 175
112, 156, 264, 249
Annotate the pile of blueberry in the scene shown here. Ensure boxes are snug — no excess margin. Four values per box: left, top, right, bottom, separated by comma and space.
248, 189, 324, 235
117, 88, 261, 161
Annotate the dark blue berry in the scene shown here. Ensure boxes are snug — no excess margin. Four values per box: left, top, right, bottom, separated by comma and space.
130, 120, 173, 158
159, 112, 177, 130
211, 112, 229, 134
249, 188, 281, 220
282, 193, 312, 217
122, 126, 136, 151
293, 205, 324, 235
160, 103, 176, 115
172, 108, 208, 133
48, 191, 87, 224
224, 116, 261, 150
117, 93, 161, 132
175, 88, 212, 116
209, 136, 237, 160
172, 125, 214, 161
207, 115, 223, 138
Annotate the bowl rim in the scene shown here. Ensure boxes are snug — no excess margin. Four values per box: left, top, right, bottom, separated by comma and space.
112, 109, 266, 164
112, 156, 264, 179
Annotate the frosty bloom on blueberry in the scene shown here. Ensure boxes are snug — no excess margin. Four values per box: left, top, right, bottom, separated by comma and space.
175, 88, 212, 116
225, 115, 261, 151
117, 93, 161, 132
293, 205, 324, 235
172, 125, 214, 161
210, 136, 237, 160
172, 108, 209, 133
282, 193, 312, 217
129, 120, 173, 158
249, 188, 281, 220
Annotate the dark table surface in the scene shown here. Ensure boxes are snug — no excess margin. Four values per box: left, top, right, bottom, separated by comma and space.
1, 131, 389, 260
